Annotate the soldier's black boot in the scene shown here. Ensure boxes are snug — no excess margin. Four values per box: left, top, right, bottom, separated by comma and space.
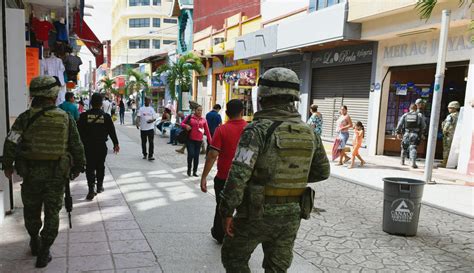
412, 160, 418, 169
97, 181, 104, 193
86, 184, 96, 200
35, 248, 52, 268
29, 236, 41, 256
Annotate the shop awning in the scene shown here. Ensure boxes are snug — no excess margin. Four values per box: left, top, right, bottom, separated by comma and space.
136, 53, 168, 64
73, 10, 104, 68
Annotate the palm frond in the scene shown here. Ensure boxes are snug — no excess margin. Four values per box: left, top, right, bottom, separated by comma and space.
416, 0, 466, 20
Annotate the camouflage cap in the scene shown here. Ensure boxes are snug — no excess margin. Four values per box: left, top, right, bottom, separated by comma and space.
29, 76, 61, 98
448, 101, 460, 109
257, 67, 300, 101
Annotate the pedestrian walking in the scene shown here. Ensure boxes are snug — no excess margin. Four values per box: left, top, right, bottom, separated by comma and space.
439, 101, 460, 168
335, 105, 352, 165
119, 98, 125, 125
102, 95, 112, 116
168, 111, 184, 145
181, 105, 212, 176
78, 99, 85, 113
348, 121, 366, 169
206, 104, 223, 137
2, 76, 86, 268
306, 104, 322, 136
58, 92, 79, 121
77, 93, 120, 200
396, 103, 426, 168
136, 97, 157, 160
131, 99, 137, 124
175, 101, 200, 154
200, 99, 247, 244
219, 68, 330, 272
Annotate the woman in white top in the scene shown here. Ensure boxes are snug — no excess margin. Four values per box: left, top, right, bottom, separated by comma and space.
336, 105, 353, 165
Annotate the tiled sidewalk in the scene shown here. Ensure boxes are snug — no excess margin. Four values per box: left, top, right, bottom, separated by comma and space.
0, 170, 162, 273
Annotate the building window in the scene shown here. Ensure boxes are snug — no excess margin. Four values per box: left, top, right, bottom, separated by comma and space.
129, 18, 150, 28
163, 18, 177, 24
153, 0, 161, 5
129, 0, 150, 6
153, 18, 161, 27
153, 39, 161, 49
129, 39, 150, 49
163, 40, 176, 45
309, 0, 342, 12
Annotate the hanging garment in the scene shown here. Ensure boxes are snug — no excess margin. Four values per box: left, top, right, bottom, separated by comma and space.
64, 55, 83, 84
53, 21, 68, 42
40, 55, 66, 86
31, 17, 54, 42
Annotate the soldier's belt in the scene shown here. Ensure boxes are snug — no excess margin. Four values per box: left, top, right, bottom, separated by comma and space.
265, 196, 300, 204
264, 187, 305, 197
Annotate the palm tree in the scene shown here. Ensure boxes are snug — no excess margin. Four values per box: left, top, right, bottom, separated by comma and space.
100, 77, 116, 96
415, 0, 471, 19
125, 69, 149, 100
155, 52, 204, 101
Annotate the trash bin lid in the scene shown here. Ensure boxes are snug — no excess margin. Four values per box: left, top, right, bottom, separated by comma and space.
383, 177, 425, 185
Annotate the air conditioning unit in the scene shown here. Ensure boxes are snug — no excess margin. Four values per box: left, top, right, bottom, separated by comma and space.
213, 37, 225, 45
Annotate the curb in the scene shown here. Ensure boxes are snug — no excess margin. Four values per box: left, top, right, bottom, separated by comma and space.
331, 173, 474, 220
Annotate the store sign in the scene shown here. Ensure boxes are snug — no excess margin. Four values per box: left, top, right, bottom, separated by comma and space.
312, 43, 374, 68
383, 34, 472, 59
151, 76, 164, 87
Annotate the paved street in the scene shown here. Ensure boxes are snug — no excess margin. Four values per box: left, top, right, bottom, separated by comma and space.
0, 116, 473, 272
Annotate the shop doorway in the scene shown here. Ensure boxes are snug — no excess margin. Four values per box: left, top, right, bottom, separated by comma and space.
383, 62, 468, 159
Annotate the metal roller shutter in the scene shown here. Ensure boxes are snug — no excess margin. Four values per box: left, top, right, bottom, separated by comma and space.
263, 64, 301, 79
311, 63, 371, 144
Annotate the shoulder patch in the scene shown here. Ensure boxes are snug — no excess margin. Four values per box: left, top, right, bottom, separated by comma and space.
234, 147, 255, 165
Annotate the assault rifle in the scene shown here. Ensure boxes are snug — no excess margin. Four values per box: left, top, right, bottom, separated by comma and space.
65, 179, 73, 228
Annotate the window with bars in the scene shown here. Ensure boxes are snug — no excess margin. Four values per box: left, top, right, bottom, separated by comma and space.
309, 0, 343, 12
153, 18, 161, 27
153, 39, 161, 49
129, 0, 150, 6
163, 18, 177, 24
163, 40, 176, 45
129, 39, 150, 49
129, 18, 150, 28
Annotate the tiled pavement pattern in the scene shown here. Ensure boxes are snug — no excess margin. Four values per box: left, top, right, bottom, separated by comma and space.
0, 171, 162, 273
296, 180, 474, 272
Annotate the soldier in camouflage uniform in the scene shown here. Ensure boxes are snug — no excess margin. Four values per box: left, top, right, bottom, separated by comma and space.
219, 68, 330, 272
396, 103, 426, 169
439, 101, 460, 168
2, 76, 86, 268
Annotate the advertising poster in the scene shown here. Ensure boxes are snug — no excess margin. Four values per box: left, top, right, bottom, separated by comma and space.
25, 47, 39, 86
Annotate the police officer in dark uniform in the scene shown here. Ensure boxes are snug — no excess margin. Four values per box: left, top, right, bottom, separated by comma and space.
396, 103, 426, 168
77, 93, 120, 200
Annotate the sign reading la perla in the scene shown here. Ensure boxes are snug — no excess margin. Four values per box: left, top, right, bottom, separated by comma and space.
383, 33, 473, 59
311, 43, 374, 68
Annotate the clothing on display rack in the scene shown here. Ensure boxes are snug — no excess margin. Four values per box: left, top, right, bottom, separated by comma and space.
63, 54, 83, 83
31, 17, 54, 48
53, 19, 68, 42
40, 53, 66, 86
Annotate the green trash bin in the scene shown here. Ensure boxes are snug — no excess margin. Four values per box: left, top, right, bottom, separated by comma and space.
382, 177, 425, 236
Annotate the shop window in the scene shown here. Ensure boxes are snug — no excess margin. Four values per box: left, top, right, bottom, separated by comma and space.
153, 39, 161, 49
163, 40, 176, 45
163, 18, 178, 24
129, 0, 150, 6
153, 0, 161, 5
309, 0, 342, 12
129, 39, 150, 49
153, 18, 161, 27
129, 18, 150, 28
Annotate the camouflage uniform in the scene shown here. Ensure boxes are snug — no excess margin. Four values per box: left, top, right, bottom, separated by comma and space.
2, 76, 85, 267
396, 109, 426, 168
440, 101, 460, 167
219, 68, 330, 272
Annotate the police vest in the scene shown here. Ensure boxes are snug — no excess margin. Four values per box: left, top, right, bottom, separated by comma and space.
19, 108, 69, 160
405, 112, 419, 130
252, 121, 315, 191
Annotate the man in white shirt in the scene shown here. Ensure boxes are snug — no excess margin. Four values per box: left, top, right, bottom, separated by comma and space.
136, 97, 157, 160
102, 96, 112, 116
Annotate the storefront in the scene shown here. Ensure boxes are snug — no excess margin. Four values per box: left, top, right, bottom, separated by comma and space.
221, 55, 259, 122
371, 26, 473, 171
310, 43, 375, 143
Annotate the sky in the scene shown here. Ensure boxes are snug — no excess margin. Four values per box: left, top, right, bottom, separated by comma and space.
79, 0, 113, 88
